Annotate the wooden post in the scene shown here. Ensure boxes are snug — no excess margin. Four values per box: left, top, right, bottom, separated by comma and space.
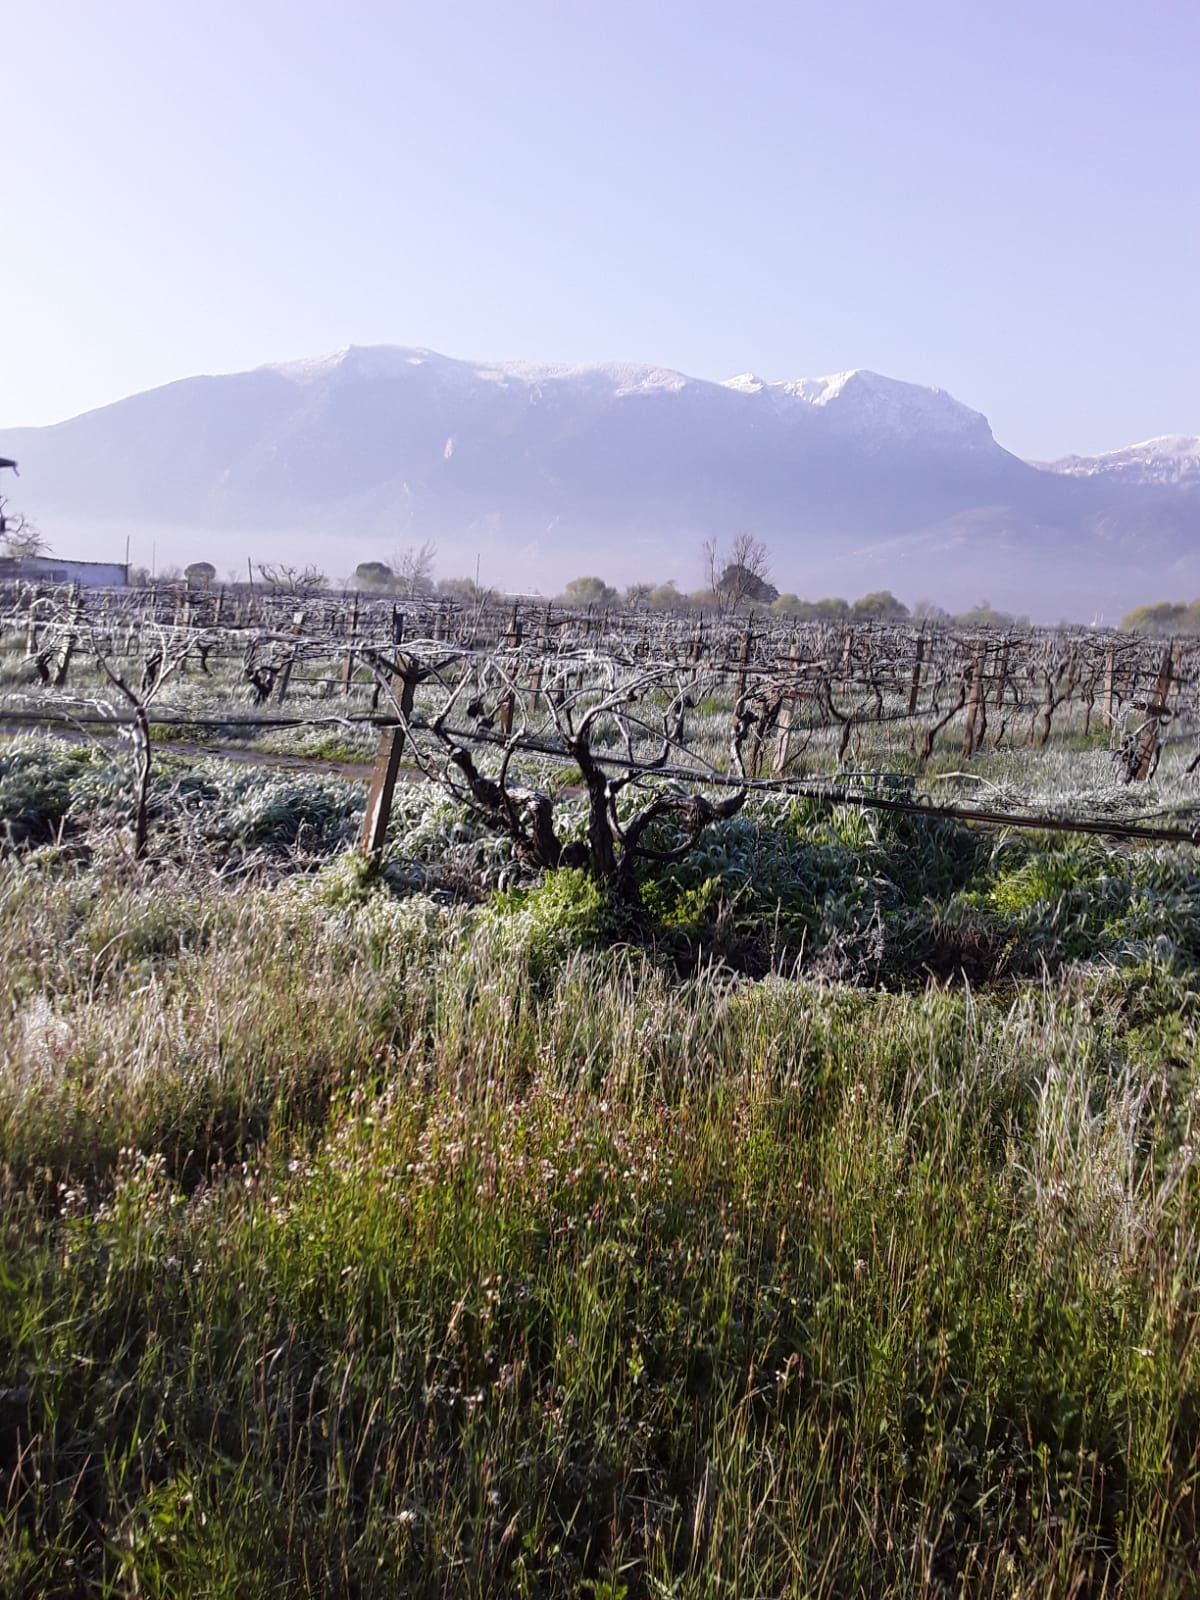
52, 584, 82, 688
907, 630, 925, 716
526, 655, 544, 712
735, 627, 753, 700
1134, 643, 1174, 781
340, 593, 360, 696
360, 613, 411, 858
176, 589, 193, 675
961, 648, 986, 757
689, 622, 704, 682
773, 646, 802, 776
498, 606, 522, 736
273, 610, 306, 703
1107, 643, 1126, 732
993, 636, 1010, 710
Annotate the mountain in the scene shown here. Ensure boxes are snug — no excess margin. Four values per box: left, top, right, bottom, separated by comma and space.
2, 345, 1198, 620
1044, 436, 1200, 488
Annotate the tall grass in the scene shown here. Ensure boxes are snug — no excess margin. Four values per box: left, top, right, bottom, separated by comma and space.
1, 844, 1198, 1596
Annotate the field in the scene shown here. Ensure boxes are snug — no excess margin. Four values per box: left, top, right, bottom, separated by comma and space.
1, 587, 1199, 1596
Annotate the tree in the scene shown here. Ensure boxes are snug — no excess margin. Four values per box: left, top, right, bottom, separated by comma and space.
72, 609, 202, 858
437, 576, 488, 604
648, 582, 685, 611
390, 541, 438, 598
851, 590, 910, 622
256, 562, 329, 596
561, 576, 618, 608
702, 534, 775, 613
362, 645, 750, 906
0, 497, 49, 560
355, 561, 394, 590
184, 561, 217, 586
1121, 601, 1187, 635
953, 600, 1015, 630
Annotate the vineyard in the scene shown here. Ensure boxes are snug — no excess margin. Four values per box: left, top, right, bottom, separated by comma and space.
4, 579, 1200, 859
2, 579, 1200, 1596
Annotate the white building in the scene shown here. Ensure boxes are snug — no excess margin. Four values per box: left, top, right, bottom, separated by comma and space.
0, 556, 129, 588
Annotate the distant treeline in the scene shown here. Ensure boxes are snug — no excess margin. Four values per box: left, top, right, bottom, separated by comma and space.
552, 576, 1030, 629
154, 548, 1064, 631
1120, 600, 1200, 636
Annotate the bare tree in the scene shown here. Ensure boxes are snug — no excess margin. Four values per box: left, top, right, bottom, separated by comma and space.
255, 562, 329, 597
0, 498, 50, 560
26, 607, 207, 859
390, 540, 438, 599
92, 623, 207, 858
362, 642, 749, 905
702, 534, 775, 614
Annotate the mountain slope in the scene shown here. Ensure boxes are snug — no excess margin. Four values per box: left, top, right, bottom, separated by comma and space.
2, 346, 1197, 619
1044, 435, 1200, 487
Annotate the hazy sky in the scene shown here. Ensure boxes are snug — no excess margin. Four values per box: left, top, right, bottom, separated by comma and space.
5, 0, 1198, 457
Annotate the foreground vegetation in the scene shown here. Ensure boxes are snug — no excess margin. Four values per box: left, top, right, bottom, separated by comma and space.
1, 738, 1198, 1596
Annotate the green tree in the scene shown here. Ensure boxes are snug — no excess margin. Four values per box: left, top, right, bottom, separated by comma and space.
437, 576, 486, 604
953, 598, 1016, 629
703, 533, 776, 612
852, 590, 909, 622
810, 596, 850, 619
561, 576, 618, 607
1120, 601, 1187, 634
355, 561, 394, 590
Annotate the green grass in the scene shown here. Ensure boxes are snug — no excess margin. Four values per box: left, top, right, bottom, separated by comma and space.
0, 738, 1199, 1595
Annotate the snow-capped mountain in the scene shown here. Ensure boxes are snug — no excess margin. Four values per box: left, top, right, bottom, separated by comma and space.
1044, 435, 1200, 487
1, 345, 1197, 619
721, 366, 997, 450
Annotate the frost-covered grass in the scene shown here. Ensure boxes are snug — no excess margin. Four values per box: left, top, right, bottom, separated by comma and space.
0, 736, 366, 863
1, 742, 1199, 1595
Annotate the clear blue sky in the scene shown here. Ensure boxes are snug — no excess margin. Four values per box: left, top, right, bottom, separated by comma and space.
4, 0, 1198, 457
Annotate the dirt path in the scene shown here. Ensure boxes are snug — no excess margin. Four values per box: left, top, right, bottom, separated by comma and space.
0, 721, 384, 782
156, 740, 378, 780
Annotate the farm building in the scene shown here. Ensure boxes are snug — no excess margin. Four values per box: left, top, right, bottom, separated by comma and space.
0, 555, 129, 587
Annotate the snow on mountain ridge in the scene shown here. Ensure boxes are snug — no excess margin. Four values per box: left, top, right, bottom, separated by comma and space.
1046, 434, 1200, 485
4, 344, 1198, 622
264, 345, 695, 396
260, 345, 993, 444
726, 366, 995, 447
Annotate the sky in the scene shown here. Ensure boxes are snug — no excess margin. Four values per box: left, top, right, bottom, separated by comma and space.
4, 0, 1199, 458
